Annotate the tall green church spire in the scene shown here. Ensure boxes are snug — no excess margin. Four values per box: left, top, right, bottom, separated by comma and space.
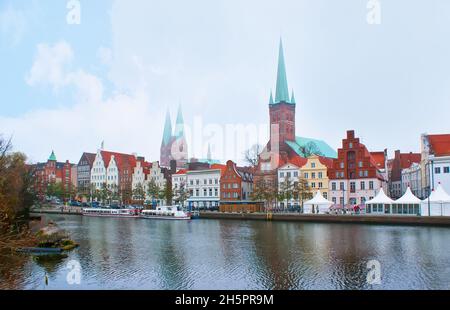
48, 150, 57, 161
174, 104, 185, 138
162, 109, 173, 146
275, 38, 290, 104
290, 90, 296, 104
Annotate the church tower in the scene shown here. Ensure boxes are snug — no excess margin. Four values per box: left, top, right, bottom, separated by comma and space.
268, 39, 296, 154
160, 105, 189, 168
172, 105, 188, 168
160, 109, 173, 168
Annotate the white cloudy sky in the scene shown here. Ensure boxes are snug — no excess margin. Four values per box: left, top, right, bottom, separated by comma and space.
1, 0, 450, 165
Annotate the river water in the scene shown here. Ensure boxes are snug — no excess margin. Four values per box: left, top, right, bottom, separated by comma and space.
1, 214, 450, 290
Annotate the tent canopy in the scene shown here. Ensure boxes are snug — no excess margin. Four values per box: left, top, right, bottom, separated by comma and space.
304, 190, 333, 206
427, 184, 450, 203
366, 188, 394, 205
395, 187, 422, 204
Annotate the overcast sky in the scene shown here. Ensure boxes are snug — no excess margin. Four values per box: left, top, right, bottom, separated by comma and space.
1, 0, 450, 165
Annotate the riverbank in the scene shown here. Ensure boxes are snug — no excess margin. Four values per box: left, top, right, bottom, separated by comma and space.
199, 212, 450, 227
31, 208, 82, 215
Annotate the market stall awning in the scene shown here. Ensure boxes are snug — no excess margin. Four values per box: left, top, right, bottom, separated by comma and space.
395, 187, 422, 204
366, 188, 394, 205
304, 190, 333, 206
427, 183, 450, 203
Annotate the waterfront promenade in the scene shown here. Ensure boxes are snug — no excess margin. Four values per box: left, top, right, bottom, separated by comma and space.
29, 207, 450, 227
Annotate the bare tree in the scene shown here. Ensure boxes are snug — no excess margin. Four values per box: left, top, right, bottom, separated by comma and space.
244, 144, 263, 167
298, 142, 323, 157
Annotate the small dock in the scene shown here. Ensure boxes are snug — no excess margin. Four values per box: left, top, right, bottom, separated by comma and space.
199, 212, 450, 227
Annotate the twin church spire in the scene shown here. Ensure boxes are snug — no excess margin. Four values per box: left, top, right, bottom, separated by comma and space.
162, 105, 186, 147
270, 39, 296, 105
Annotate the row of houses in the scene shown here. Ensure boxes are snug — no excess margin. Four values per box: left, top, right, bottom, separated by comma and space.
29, 40, 450, 212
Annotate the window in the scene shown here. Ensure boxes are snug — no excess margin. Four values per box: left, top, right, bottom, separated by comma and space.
340, 182, 344, 190
369, 181, 374, 190
349, 142, 353, 148
304, 173, 309, 179
318, 172, 323, 179
311, 182, 316, 188
350, 182, 356, 193
332, 182, 337, 191
280, 172, 284, 177
324, 192, 328, 199
294, 171, 298, 177
318, 182, 323, 188
444, 167, 450, 174
360, 181, 365, 190
311, 162, 316, 168
332, 197, 337, 204
287, 172, 291, 178
435, 167, 441, 174
311, 172, 316, 179
358, 161, 363, 168
340, 162, 344, 169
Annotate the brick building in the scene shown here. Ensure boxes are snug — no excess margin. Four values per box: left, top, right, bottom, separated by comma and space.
32, 151, 74, 200
328, 130, 387, 209
219, 160, 261, 213
389, 150, 421, 199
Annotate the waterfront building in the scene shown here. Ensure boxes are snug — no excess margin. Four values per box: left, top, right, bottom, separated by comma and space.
254, 39, 336, 195
277, 156, 307, 209
76, 152, 96, 197
389, 150, 421, 199
131, 159, 152, 202
328, 130, 387, 209
401, 162, 422, 198
172, 169, 188, 206
32, 151, 74, 200
219, 160, 260, 212
299, 155, 333, 201
90, 150, 139, 203
186, 164, 225, 210
420, 133, 450, 198
160, 105, 189, 169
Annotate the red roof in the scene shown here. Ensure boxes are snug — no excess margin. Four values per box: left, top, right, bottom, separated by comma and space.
175, 169, 188, 175
101, 151, 137, 171
211, 164, 227, 176
318, 156, 334, 168
400, 153, 421, 169
428, 134, 450, 156
370, 152, 386, 169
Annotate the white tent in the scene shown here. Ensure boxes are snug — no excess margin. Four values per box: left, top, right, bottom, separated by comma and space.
393, 187, 422, 215
421, 184, 450, 216
365, 188, 394, 214
304, 190, 333, 214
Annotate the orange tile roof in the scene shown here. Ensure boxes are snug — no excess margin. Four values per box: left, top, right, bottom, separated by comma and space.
370, 152, 386, 169
429, 134, 450, 156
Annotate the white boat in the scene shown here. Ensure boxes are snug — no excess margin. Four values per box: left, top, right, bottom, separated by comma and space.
83, 208, 140, 218
140, 206, 191, 220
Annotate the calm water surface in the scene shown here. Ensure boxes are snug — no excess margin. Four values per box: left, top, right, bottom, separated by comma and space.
1, 214, 450, 290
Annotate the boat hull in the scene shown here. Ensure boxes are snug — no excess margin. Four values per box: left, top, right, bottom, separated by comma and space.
83, 213, 139, 218
140, 215, 191, 221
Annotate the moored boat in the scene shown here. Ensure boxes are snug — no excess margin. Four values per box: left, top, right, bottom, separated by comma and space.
82, 208, 140, 218
141, 206, 191, 220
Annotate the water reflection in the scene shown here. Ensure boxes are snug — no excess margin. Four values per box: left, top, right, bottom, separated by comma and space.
0, 214, 449, 290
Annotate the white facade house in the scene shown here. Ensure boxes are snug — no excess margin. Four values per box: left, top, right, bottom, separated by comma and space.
90, 150, 108, 190
131, 160, 149, 200
186, 168, 221, 209
148, 161, 167, 190
401, 163, 422, 198
329, 178, 382, 207
277, 163, 300, 208
106, 155, 119, 191
420, 134, 450, 198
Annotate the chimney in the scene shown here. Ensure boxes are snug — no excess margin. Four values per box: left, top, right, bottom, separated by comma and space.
170, 160, 177, 174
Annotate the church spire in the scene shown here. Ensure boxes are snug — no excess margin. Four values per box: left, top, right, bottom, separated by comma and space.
174, 104, 185, 138
269, 91, 274, 105
290, 90, 296, 104
48, 150, 56, 161
162, 109, 173, 146
275, 38, 290, 104
207, 144, 212, 161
